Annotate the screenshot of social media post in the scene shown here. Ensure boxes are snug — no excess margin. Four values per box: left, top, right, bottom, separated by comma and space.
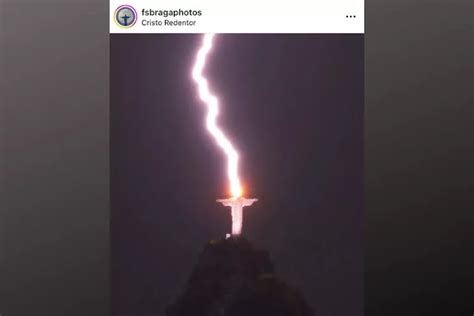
110, 1, 364, 315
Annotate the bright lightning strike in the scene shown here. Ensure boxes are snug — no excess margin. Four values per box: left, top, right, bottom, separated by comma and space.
192, 33, 243, 198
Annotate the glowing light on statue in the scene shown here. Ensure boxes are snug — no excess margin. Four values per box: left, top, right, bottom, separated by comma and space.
217, 197, 258, 235
192, 33, 258, 236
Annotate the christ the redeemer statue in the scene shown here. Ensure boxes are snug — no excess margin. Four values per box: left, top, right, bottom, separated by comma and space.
120, 14, 131, 26
217, 197, 258, 235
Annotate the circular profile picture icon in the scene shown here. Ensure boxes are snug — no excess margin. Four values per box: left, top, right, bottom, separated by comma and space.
114, 5, 137, 28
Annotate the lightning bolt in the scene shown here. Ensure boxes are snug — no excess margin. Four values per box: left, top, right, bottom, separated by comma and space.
192, 33, 243, 198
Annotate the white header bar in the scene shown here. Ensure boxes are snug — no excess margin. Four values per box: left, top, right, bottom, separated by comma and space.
110, 0, 364, 34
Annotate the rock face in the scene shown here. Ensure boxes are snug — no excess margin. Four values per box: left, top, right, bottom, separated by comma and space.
166, 236, 314, 316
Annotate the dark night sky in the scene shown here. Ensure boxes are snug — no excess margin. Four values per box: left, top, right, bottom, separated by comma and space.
111, 34, 363, 316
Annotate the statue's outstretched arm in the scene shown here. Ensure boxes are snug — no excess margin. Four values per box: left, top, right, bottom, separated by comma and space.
216, 199, 232, 207
242, 198, 258, 207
